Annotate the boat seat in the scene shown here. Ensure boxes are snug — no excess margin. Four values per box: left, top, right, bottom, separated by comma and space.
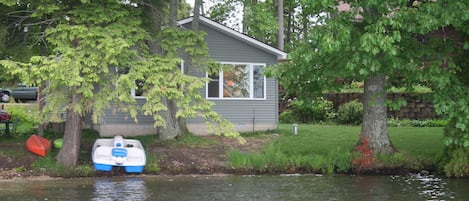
113, 136, 124, 147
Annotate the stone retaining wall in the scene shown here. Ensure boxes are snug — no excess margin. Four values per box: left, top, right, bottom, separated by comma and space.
324, 93, 438, 119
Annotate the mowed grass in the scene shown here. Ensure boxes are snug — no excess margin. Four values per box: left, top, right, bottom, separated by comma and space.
227, 124, 445, 173
389, 126, 445, 162
276, 124, 444, 160
276, 124, 360, 155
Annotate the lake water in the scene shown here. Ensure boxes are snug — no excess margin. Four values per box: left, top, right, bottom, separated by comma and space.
0, 174, 468, 201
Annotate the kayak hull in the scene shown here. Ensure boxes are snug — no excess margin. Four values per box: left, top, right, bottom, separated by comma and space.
26, 134, 51, 157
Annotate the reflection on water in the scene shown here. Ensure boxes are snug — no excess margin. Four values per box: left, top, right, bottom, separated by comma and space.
92, 177, 148, 201
0, 174, 467, 201
391, 174, 456, 201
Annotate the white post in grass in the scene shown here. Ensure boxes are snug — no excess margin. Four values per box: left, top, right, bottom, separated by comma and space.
292, 124, 298, 135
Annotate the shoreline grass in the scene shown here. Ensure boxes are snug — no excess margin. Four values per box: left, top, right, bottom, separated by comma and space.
1, 120, 446, 177
228, 124, 445, 174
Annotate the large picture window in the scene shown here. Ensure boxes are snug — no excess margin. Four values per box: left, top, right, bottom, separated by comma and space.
207, 63, 266, 99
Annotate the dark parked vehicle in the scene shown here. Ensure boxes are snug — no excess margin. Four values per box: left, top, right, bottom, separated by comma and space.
0, 84, 38, 102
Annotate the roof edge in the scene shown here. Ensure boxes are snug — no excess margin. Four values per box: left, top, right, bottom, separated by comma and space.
177, 16, 287, 60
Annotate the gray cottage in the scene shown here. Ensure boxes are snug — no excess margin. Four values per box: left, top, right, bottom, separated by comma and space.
89, 16, 287, 136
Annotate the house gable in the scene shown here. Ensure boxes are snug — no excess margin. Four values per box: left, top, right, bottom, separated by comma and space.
176, 16, 287, 135
177, 16, 287, 61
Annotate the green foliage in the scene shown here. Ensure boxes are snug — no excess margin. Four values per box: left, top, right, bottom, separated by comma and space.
81, 128, 100, 139
376, 152, 422, 171
280, 97, 335, 123
443, 148, 469, 177
0, 0, 243, 153
268, 0, 468, 168
279, 109, 296, 123
307, 155, 330, 173
0, 104, 38, 138
443, 120, 469, 148
160, 133, 218, 148
388, 85, 432, 93
387, 118, 448, 127
336, 100, 363, 125
227, 150, 250, 169
387, 118, 411, 127
239, 129, 278, 138
31, 150, 96, 177
243, 1, 278, 46
207, 0, 239, 26
329, 147, 352, 173
12, 166, 27, 172
227, 144, 352, 174
144, 153, 161, 174
249, 153, 268, 172
209, 0, 279, 46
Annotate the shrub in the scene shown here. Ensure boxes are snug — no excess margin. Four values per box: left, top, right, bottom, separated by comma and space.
279, 110, 298, 123
281, 97, 335, 124
426, 119, 449, 127
388, 118, 448, 127
411, 120, 428, 127
0, 104, 39, 138
387, 118, 412, 127
336, 100, 363, 125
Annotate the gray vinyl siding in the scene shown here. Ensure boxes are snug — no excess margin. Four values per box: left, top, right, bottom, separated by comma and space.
183, 23, 278, 65
92, 19, 280, 135
183, 22, 279, 125
98, 99, 155, 125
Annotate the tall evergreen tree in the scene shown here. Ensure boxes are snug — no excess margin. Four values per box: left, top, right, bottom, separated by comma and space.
0, 0, 240, 168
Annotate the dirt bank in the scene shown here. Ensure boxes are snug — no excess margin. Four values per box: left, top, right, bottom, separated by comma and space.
0, 136, 273, 179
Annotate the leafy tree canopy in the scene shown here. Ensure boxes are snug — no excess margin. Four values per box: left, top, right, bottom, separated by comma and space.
267, 0, 468, 162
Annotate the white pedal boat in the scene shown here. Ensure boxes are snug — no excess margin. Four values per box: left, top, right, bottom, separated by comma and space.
92, 135, 146, 173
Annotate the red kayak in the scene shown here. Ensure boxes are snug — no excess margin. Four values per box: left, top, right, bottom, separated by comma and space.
26, 134, 51, 157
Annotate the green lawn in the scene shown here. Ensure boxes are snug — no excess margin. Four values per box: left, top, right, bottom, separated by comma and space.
389, 126, 444, 161
277, 124, 444, 160
228, 124, 445, 173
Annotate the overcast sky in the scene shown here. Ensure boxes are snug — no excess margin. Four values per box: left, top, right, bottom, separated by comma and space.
186, 0, 194, 7
183, 0, 242, 31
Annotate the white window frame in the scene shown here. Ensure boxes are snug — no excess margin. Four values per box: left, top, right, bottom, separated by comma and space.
131, 60, 184, 99
206, 62, 267, 100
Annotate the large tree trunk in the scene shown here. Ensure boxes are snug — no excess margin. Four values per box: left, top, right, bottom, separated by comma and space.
158, 98, 182, 140
192, 0, 201, 31
57, 93, 83, 168
285, 1, 293, 47
153, 0, 185, 140
361, 74, 395, 154
277, 0, 284, 51
169, 0, 178, 27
